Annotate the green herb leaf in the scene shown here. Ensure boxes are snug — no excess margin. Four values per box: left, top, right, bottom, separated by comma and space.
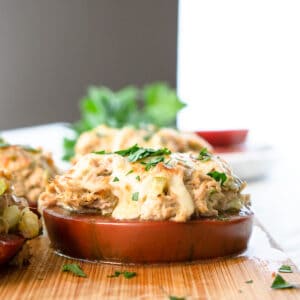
198, 148, 211, 161
93, 150, 107, 154
207, 171, 227, 186
123, 271, 137, 279
245, 279, 253, 284
62, 264, 87, 278
113, 177, 119, 182
21, 145, 40, 153
107, 271, 137, 279
142, 156, 165, 171
107, 271, 122, 278
115, 144, 140, 157
115, 145, 170, 163
62, 137, 77, 161
279, 265, 293, 273
271, 274, 294, 289
62, 83, 184, 161
136, 175, 141, 181
126, 169, 134, 176
132, 192, 139, 201
169, 296, 186, 300
143, 82, 186, 127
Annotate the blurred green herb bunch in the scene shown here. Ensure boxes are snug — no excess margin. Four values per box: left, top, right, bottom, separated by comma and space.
63, 82, 186, 161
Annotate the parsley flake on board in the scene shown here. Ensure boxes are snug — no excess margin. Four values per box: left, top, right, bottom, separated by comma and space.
169, 296, 186, 300
207, 171, 227, 186
62, 264, 87, 278
132, 192, 139, 201
197, 148, 211, 161
245, 279, 253, 284
271, 274, 294, 289
136, 175, 141, 181
113, 177, 119, 182
279, 265, 293, 273
107, 271, 137, 279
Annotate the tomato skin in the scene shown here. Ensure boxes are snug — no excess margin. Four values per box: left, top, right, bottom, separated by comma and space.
0, 234, 25, 265
44, 206, 253, 263
195, 129, 248, 147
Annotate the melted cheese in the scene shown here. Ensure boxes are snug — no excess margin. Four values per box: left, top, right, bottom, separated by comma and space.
39, 152, 250, 222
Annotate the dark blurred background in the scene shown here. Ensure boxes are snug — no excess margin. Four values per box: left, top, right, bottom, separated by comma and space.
0, 0, 178, 129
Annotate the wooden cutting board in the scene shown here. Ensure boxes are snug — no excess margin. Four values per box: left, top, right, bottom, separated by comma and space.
1, 224, 300, 300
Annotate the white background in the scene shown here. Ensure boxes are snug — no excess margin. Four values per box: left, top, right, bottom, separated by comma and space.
177, 0, 300, 266
177, 0, 300, 150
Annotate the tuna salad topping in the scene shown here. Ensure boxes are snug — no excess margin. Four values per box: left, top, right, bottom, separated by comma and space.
39, 146, 250, 222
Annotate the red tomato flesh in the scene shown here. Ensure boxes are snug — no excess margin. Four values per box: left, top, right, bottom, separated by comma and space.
44, 206, 253, 264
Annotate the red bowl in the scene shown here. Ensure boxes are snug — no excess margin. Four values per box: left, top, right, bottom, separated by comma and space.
196, 129, 249, 147
43, 206, 253, 264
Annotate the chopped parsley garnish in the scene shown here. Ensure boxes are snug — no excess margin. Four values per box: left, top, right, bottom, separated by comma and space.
107, 270, 137, 279
271, 274, 294, 289
245, 279, 253, 284
136, 175, 141, 181
198, 148, 211, 161
142, 156, 165, 171
62, 264, 87, 278
207, 171, 227, 186
113, 177, 119, 182
132, 192, 139, 201
169, 296, 186, 300
95, 145, 171, 171
115, 144, 140, 157
93, 150, 107, 154
278, 265, 293, 273
123, 271, 137, 279
115, 145, 171, 162
21, 146, 41, 153
126, 169, 134, 176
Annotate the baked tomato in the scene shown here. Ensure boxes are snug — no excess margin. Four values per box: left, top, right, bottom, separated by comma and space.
0, 234, 25, 265
44, 206, 253, 263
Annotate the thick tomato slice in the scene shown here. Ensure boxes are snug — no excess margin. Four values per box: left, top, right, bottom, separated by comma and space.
0, 234, 25, 265
43, 206, 253, 263
196, 129, 248, 147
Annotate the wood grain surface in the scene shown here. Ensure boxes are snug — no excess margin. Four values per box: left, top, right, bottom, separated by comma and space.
1, 225, 300, 300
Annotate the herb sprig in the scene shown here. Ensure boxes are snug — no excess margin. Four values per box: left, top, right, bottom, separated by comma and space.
62, 83, 185, 161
